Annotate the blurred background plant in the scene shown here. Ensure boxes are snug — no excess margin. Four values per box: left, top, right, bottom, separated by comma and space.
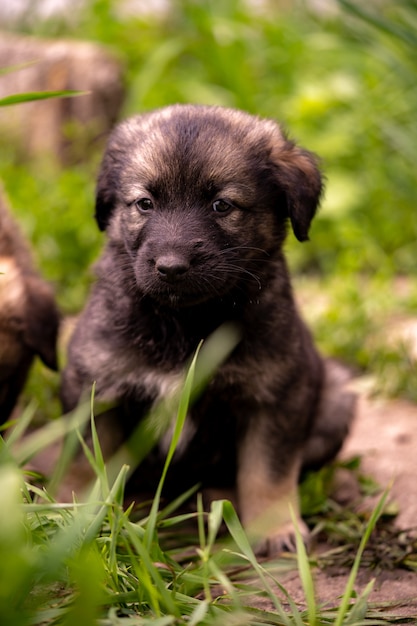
0, 0, 416, 407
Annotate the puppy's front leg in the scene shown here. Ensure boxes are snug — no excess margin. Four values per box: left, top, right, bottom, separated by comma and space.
237, 420, 307, 557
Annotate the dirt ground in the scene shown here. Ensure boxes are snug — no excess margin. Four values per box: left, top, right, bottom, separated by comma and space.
266, 389, 417, 619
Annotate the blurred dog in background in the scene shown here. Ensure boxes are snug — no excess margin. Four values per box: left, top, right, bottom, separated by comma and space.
61, 105, 355, 555
0, 189, 60, 422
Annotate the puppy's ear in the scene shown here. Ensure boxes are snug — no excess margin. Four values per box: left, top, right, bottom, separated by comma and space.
94, 152, 119, 231
271, 137, 323, 242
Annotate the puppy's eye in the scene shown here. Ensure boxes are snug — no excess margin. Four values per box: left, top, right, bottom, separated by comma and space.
135, 198, 154, 214
212, 199, 233, 215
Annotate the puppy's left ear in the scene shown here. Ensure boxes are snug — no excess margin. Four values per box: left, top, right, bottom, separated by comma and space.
271, 138, 323, 242
95, 150, 119, 231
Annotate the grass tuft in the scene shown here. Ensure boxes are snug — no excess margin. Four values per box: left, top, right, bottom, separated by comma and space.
1, 345, 413, 624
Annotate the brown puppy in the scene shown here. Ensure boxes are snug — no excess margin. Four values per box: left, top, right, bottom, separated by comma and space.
61, 105, 355, 554
0, 189, 60, 422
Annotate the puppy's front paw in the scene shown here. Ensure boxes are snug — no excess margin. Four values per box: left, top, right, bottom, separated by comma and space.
253, 518, 310, 557
239, 482, 310, 558
237, 446, 307, 558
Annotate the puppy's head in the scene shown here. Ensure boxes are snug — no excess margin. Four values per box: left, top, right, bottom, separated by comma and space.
95, 105, 323, 307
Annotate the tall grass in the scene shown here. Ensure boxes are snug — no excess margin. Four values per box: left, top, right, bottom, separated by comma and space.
0, 345, 400, 626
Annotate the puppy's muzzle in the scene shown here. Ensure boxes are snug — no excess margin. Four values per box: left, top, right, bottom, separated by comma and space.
155, 252, 190, 283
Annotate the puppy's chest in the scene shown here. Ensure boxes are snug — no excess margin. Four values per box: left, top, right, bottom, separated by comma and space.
95, 347, 185, 404
95, 339, 287, 468
125, 361, 248, 460
95, 323, 286, 405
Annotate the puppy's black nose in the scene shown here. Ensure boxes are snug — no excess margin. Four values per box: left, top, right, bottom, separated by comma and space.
156, 254, 189, 282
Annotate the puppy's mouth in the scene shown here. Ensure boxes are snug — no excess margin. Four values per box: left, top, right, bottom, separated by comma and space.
135, 255, 234, 308
155, 289, 209, 308
143, 275, 225, 308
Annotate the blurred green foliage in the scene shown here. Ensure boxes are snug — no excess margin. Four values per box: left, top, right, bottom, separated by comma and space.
0, 6, 415, 622
0, 0, 416, 401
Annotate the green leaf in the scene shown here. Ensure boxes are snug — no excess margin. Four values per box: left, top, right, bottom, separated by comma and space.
290, 506, 316, 626
188, 599, 209, 626
0, 61, 38, 76
222, 501, 293, 625
11, 402, 90, 467
0, 90, 88, 106
144, 341, 201, 551
334, 487, 391, 626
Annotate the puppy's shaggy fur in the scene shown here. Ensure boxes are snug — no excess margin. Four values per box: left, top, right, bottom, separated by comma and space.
61, 105, 355, 554
0, 189, 59, 422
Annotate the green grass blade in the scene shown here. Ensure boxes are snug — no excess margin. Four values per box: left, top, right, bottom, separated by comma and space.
157, 484, 200, 521
196, 493, 212, 603
334, 487, 390, 626
123, 520, 181, 618
0, 61, 38, 76
188, 599, 210, 626
83, 464, 129, 544
62, 545, 106, 626
337, 0, 417, 47
345, 578, 375, 624
208, 559, 243, 612
89, 384, 110, 498
191, 322, 241, 402
2, 399, 37, 446
0, 90, 88, 106
45, 423, 84, 497
222, 500, 292, 625
290, 505, 316, 626
46, 396, 100, 496
197, 492, 207, 553
207, 499, 225, 552
144, 342, 201, 551
0, 435, 16, 466
142, 323, 240, 550
10, 402, 90, 467
102, 324, 238, 498
140, 618, 177, 626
